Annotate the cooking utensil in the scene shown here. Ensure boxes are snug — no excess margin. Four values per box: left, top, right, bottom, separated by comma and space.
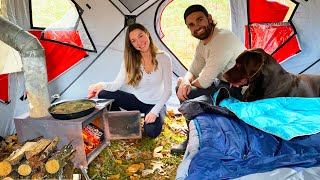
48, 99, 97, 120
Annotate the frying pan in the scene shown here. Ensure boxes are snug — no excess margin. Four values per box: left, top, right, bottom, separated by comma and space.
48, 99, 98, 120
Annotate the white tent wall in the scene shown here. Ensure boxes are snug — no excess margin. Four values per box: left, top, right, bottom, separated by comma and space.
231, 0, 320, 75
0, 0, 30, 136
58, 0, 183, 108
281, 0, 320, 74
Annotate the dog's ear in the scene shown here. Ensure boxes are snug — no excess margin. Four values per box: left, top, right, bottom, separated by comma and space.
244, 48, 265, 80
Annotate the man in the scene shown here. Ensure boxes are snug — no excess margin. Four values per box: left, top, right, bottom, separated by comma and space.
171, 4, 246, 155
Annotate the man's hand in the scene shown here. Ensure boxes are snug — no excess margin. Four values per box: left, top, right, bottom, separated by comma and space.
87, 83, 104, 98
145, 112, 157, 124
177, 78, 191, 101
191, 79, 202, 88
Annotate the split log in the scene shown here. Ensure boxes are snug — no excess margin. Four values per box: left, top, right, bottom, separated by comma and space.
4, 141, 36, 165
39, 136, 59, 162
27, 155, 42, 169
45, 142, 76, 174
25, 137, 60, 170
25, 138, 51, 160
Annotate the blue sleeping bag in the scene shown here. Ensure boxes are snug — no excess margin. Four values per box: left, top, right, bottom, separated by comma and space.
218, 96, 320, 140
187, 114, 320, 179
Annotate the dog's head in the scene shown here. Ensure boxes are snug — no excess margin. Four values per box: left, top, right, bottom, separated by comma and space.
223, 48, 267, 87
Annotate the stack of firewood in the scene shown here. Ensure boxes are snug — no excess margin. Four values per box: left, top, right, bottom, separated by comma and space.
0, 136, 76, 180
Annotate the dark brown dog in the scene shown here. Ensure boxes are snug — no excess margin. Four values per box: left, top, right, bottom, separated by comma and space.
223, 48, 320, 101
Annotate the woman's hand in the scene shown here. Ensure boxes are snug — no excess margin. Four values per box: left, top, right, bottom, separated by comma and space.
144, 112, 157, 124
87, 83, 104, 98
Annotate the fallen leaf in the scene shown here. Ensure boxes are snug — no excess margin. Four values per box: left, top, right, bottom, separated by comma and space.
126, 164, 143, 176
151, 161, 164, 173
140, 151, 153, 159
107, 173, 120, 180
161, 150, 170, 155
139, 163, 145, 170
166, 109, 175, 117
153, 146, 164, 158
114, 159, 122, 164
153, 152, 163, 158
130, 175, 139, 180
174, 116, 183, 121
141, 169, 154, 177
153, 146, 163, 153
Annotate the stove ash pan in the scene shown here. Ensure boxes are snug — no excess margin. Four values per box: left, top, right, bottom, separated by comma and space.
14, 101, 141, 169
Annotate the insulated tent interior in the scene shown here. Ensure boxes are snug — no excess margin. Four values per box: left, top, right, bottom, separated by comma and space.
0, 0, 320, 140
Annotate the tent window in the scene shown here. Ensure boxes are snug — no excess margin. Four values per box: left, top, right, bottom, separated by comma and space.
161, 0, 230, 68
30, 0, 73, 29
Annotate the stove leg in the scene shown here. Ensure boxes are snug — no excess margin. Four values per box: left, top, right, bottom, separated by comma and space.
80, 167, 91, 180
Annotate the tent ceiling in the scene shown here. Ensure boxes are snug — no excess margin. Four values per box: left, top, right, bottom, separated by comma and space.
118, 0, 149, 13
109, 0, 158, 16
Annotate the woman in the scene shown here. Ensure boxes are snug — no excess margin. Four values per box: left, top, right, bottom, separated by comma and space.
87, 23, 172, 138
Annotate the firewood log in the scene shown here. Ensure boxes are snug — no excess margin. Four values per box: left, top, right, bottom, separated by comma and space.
3, 171, 20, 180
30, 166, 45, 180
39, 136, 59, 162
4, 141, 36, 165
17, 160, 32, 176
44, 168, 64, 180
31, 172, 44, 180
45, 142, 76, 174
27, 137, 59, 171
45, 151, 76, 174
27, 155, 42, 169
0, 161, 12, 176
25, 138, 51, 160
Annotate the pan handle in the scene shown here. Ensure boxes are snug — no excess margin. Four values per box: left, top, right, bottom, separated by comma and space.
87, 91, 97, 99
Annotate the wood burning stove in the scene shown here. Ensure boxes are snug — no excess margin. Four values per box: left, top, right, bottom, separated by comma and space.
14, 100, 113, 168
14, 99, 142, 179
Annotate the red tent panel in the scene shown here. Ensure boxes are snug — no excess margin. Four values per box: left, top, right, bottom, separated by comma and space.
249, 0, 289, 23
29, 30, 88, 82
0, 74, 9, 103
245, 23, 295, 53
272, 36, 300, 63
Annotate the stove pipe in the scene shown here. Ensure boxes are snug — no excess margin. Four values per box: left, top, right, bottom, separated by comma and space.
0, 16, 50, 118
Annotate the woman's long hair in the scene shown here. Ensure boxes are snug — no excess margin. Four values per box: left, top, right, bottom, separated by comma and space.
124, 23, 162, 86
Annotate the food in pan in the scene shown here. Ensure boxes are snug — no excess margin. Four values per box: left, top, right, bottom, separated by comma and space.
50, 101, 95, 114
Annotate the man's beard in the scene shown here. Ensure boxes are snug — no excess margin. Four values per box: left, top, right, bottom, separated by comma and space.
193, 24, 213, 40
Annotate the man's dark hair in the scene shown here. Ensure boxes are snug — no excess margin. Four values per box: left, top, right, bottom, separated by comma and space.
184, 4, 209, 23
